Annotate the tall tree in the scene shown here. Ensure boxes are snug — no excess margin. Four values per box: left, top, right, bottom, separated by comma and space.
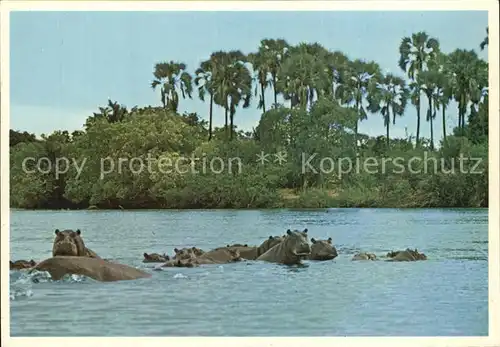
212, 51, 252, 140
367, 74, 409, 147
446, 49, 488, 133
194, 55, 220, 141
398, 31, 440, 146
257, 39, 290, 106
418, 70, 443, 150
151, 61, 193, 113
335, 59, 382, 144
277, 43, 329, 109
247, 49, 272, 113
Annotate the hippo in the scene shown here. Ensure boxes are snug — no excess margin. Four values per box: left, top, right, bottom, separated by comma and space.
10, 259, 37, 270
256, 229, 311, 265
30, 256, 151, 282
173, 247, 205, 260
52, 229, 100, 259
143, 252, 170, 263
352, 252, 377, 261
197, 248, 241, 264
307, 237, 338, 261
161, 258, 198, 268
221, 235, 284, 261
386, 248, 427, 261
161, 247, 241, 268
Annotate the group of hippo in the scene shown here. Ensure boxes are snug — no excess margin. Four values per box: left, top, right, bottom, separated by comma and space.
9, 228, 427, 282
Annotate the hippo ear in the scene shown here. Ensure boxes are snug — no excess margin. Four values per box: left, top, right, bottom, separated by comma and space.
143, 253, 148, 257
76, 229, 81, 235
55, 229, 60, 235
327, 237, 332, 243
311, 238, 316, 243
286, 229, 292, 235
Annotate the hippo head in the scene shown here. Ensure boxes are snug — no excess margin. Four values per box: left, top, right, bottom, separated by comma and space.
174, 247, 198, 260
285, 228, 311, 256
143, 252, 169, 262
52, 229, 86, 257
386, 251, 400, 258
310, 237, 338, 260
190, 246, 205, 257
410, 248, 427, 260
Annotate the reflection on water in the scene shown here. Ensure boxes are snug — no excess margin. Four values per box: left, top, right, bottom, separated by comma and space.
9, 208, 488, 336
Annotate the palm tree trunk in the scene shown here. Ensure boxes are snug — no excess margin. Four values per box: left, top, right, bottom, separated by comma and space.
230, 110, 235, 141
272, 75, 278, 106
386, 108, 391, 148
416, 99, 421, 147
208, 93, 214, 141
428, 96, 434, 150
442, 105, 447, 144
261, 83, 266, 112
224, 107, 229, 141
354, 98, 360, 147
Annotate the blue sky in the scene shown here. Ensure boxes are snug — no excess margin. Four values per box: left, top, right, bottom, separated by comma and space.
10, 10, 488, 142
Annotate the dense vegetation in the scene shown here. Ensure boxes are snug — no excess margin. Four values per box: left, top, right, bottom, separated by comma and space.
10, 29, 489, 209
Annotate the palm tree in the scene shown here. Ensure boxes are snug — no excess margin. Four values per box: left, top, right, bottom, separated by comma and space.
325, 50, 350, 100
256, 39, 290, 106
335, 59, 382, 143
194, 55, 220, 141
92, 99, 128, 123
151, 61, 193, 113
247, 50, 272, 113
447, 49, 488, 133
480, 27, 488, 51
367, 74, 409, 147
418, 70, 443, 150
398, 31, 440, 146
212, 51, 252, 140
277, 44, 329, 109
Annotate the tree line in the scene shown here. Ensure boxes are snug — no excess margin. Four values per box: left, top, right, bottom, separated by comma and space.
10, 28, 489, 209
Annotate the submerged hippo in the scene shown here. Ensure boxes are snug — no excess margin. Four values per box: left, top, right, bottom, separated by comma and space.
31, 256, 151, 282
352, 252, 377, 261
10, 259, 37, 270
161, 247, 241, 268
52, 229, 101, 259
222, 235, 285, 261
172, 247, 205, 260
143, 252, 170, 263
386, 248, 427, 261
256, 229, 311, 265
307, 237, 338, 261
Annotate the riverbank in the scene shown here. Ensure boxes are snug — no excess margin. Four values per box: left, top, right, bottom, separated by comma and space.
10, 187, 488, 210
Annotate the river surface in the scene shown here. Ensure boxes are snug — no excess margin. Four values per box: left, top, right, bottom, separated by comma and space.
9, 208, 488, 336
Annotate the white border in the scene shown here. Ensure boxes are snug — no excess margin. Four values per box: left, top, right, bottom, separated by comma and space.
1, 1, 499, 346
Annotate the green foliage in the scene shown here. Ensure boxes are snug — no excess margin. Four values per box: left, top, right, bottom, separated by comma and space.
10, 31, 489, 209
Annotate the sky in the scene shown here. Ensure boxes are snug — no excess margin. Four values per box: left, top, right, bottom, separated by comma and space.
9, 10, 488, 143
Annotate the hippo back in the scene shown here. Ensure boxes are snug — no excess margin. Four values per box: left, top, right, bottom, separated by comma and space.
256, 235, 285, 257
32, 256, 151, 282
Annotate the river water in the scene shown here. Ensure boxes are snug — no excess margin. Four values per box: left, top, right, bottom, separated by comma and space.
9, 208, 488, 336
